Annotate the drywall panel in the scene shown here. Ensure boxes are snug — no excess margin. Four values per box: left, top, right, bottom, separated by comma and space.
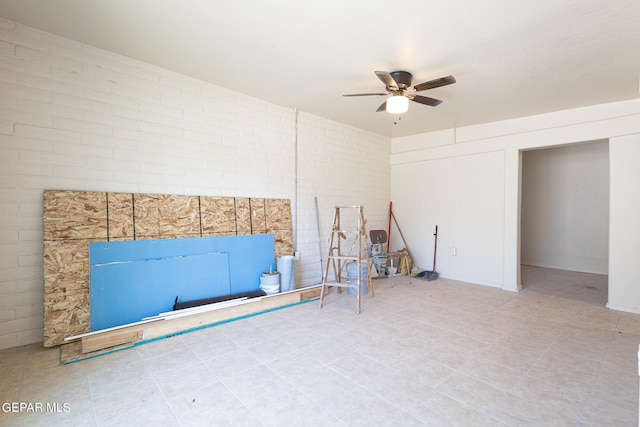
90, 250, 230, 331
453, 151, 505, 287
521, 141, 609, 274
89, 234, 275, 330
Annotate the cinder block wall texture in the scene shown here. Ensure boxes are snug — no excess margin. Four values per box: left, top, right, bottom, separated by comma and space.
0, 18, 390, 350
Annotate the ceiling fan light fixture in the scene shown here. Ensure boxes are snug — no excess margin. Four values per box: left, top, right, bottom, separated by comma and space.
386, 95, 409, 114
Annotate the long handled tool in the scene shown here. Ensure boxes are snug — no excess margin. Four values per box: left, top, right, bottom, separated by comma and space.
425, 225, 439, 281
417, 225, 439, 281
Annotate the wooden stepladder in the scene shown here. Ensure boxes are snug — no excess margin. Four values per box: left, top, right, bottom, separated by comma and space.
319, 206, 373, 314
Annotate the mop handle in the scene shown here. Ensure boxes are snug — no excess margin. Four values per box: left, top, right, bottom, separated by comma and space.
432, 225, 438, 271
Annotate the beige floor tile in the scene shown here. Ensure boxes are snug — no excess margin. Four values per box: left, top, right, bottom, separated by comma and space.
92, 380, 165, 426
435, 371, 508, 415
200, 347, 263, 380
511, 374, 589, 419
2, 267, 639, 426
458, 357, 526, 392
492, 393, 579, 426
153, 361, 218, 399
405, 389, 491, 426
167, 381, 258, 426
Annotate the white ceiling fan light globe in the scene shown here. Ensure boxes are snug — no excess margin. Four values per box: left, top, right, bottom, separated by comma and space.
386, 95, 409, 114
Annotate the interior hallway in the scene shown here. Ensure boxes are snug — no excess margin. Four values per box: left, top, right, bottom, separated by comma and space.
1, 270, 638, 426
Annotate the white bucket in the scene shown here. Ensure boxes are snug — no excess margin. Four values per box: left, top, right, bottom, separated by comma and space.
277, 255, 295, 292
260, 272, 280, 295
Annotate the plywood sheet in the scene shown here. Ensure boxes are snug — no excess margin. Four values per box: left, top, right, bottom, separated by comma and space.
107, 192, 134, 238
44, 190, 107, 240
44, 289, 90, 347
266, 198, 292, 231
44, 239, 93, 294
133, 193, 160, 238
235, 198, 251, 233
250, 198, 266, 233
272, 229, 294, 257
200, 196, 236, 233
43, 189, 293, 348
159, 194, 201, 236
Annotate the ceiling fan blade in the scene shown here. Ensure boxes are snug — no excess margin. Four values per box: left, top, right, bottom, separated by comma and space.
411, 95, 443, 107
376, 101, 387, 112
374, 71, 398, 91
342, 93, 388, 97
413, 75, 456, 92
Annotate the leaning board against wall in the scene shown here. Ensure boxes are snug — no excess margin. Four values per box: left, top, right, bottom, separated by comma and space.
43, 190, 293, 347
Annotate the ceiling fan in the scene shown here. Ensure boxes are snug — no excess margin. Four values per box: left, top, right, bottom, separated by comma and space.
343, 70, 456, 115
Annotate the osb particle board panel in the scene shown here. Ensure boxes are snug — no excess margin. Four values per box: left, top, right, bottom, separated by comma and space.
159, 195, 201, 236
266, 199, 292, 230
43, 189, 293, 347
43, 288, 90, 347
272, 229, 294, 258
44, 240, 92, 294
107, 193, 134, 238
235, 198, 251, 233
133, 193, 160, 238
251, 198, 266, 233
201, 197, 236, 233
44, 190, 107, 240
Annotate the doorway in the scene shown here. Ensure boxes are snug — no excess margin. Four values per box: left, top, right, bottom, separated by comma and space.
520, 140, 609, 306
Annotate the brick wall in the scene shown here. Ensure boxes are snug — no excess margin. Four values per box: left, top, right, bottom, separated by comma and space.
0, 18, 390, 350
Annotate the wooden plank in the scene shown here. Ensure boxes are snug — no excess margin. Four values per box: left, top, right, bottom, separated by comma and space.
107, 192, 134, 239
299, 286, 321, 300
201, 196, 236, 233
44, 190, 107, 240
142, 292, 301, 341
82, 329, 142, 354
71, 288, 312, 355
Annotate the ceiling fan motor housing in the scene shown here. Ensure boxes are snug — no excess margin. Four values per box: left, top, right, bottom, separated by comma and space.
389, 71, 412, 90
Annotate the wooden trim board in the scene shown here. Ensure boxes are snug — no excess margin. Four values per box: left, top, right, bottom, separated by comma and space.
65, 286, 321, 360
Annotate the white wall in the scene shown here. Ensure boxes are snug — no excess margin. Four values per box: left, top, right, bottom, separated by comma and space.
391, 99, 640, 314
521, 141, 609, 274
0, 19, 390, 350
608, 136, 640, 313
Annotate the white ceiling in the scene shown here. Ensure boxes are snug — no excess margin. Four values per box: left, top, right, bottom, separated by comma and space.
1, 0, 639, 138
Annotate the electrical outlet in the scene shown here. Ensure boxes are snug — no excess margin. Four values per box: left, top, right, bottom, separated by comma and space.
294, 251, 300, 260
450, 247, 457, 256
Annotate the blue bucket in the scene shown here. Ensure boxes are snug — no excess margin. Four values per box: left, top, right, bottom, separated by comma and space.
346, 261, 368, 295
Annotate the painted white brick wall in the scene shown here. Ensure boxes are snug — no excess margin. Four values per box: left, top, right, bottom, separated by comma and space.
0, 19, 390, 350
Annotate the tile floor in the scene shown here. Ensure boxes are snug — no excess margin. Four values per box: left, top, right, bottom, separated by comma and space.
1, 266, 639, 426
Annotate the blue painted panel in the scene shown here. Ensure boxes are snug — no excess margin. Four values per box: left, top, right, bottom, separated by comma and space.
90, 252, 230, 330
89, 234, 275, 331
